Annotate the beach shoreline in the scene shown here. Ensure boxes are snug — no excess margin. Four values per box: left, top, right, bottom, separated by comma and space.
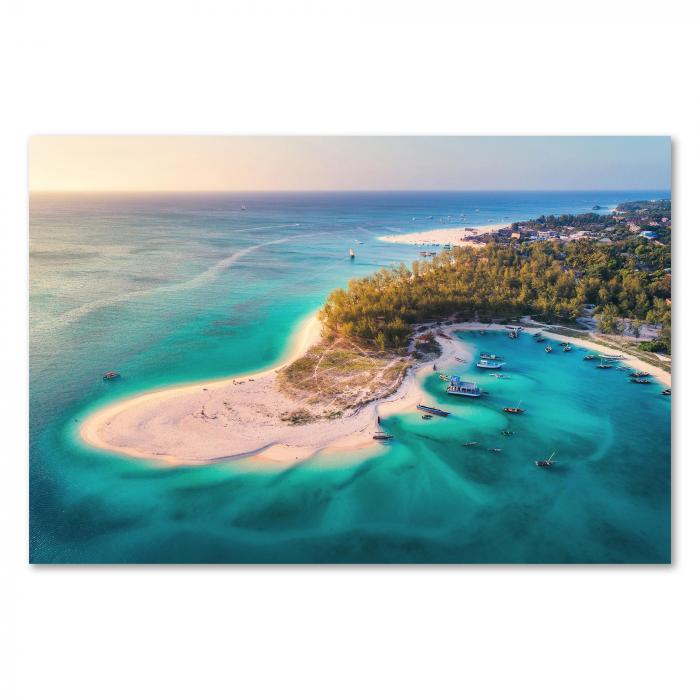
377, 223, 502, 247
79, 311, 670, 470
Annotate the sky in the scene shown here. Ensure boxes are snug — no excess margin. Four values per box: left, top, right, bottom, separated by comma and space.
29, 136, 671, 192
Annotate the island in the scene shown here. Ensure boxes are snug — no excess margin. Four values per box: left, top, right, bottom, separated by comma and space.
81, 199, 671, 467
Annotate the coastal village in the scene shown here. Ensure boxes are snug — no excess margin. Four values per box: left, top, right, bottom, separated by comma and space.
462, 199, 671, 246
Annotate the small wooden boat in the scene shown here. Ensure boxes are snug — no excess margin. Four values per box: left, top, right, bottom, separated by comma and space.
464, 441, 479, 447
416, 404, 450, 417
372, 432, 393, 441
600, 353, 624, 361
421, 414, 433, 420
545, 346, 553, 353
661, 388, 671, 396
558, 342, 569, 346
102, 371, 120, 380
488, 448, 502, 453
438, 373, 450, 381
596, 361, 613, 369
480, 352, 503, 360
630, 370, 651, 378
535, 451, 557, 468
503, 401, 525, 415
630, 378, 652, 384
583, 355, 596, 361
501, 430, 515, 436
563, 345, 572, 353
533, 332, 542, 337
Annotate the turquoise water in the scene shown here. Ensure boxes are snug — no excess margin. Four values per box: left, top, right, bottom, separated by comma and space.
29, 191, 671, 563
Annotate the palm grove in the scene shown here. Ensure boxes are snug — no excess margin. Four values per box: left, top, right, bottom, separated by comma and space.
320, 236, 671, 354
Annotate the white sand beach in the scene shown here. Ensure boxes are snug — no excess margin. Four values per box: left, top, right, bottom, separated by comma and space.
80, 315, 670, 470
377, 223, 502, 247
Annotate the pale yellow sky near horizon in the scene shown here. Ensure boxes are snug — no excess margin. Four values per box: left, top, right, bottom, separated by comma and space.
29, 135, 671, 192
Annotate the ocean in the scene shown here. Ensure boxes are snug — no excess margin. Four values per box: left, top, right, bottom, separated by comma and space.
29, 190, 671, 563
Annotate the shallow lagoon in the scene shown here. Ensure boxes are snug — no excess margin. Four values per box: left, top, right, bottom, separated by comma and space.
29, 191, 671, 563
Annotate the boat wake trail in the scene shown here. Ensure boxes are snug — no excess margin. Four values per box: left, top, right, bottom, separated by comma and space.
52, 232, 321, 329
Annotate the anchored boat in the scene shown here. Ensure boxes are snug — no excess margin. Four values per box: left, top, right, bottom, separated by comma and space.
102, 371, 120, 380
536, 451, 557, 468
503, 400, 525, 414
416, 404, 450, 417
476, 358, 506, 369
446, 376, 483, 398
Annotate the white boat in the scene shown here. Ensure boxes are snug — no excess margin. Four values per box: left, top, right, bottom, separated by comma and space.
349, 248, 355, 259
476, 359, 506, 369
446, 376, 482, 398
241, 203, 247, 210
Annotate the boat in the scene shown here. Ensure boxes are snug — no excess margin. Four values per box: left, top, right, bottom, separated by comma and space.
563, 345, 572, 353
533, 332, 542, 338
662, 388, 671, 396
508, 331, 517, 339
630, 378, 652, 384
558, 342, 569, 346
421, 414, 433, 420
476, 359, 506, 369
545, 346, 553, 353
438, 373, 450, 381
536, 337, 546, 343
479, 330, 485, 336
372, 432, 394, 440
240, 203, 246, 210
630, 370, 651, 378
480, 352, 503, 360
600, 353, 623, 360
102, 371, 120, 380
417, 404, 451, 416
503, 401, 525, 414
489, 373, 507, 379
535, 451, 557, 468
446, 376, 482, 398
488, 448, 502, 453
464, 442, 479, 447
349, 248, 355, 259
583, 355, 597, 361
501, 430, 515, 436
596, 360, 613, 369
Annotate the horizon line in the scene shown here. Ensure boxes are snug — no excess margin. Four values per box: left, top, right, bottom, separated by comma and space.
29, 188, 672, 194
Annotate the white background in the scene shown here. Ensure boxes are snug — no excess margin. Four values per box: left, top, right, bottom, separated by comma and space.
1, 2, 698, 699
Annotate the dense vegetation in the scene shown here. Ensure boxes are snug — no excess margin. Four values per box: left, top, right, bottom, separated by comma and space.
321, 233, 671, 353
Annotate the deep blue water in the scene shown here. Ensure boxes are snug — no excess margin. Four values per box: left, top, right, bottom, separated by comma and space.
29, 190, 671, 563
